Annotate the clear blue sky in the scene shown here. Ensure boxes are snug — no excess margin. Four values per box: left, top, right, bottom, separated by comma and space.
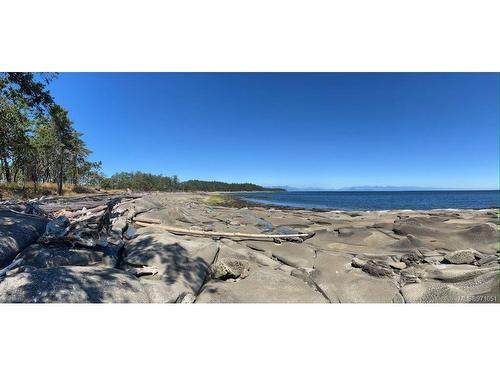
49, 73, 499, 189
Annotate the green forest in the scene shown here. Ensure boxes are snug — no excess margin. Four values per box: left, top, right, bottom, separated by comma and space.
0, 73, 281, 195
101, 172, 283, 192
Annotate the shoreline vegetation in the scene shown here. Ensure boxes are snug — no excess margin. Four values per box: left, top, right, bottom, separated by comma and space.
206, 193, 330, 212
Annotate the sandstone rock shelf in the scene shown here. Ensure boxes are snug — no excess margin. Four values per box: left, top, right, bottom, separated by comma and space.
0, 192, 498, 303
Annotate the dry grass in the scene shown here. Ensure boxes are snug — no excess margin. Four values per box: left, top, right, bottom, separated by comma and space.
0, 182, 102, 200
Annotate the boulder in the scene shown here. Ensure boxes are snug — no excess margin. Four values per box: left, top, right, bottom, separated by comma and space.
475, 255, 498, 266
0, 266, 149, 303
400, 250, 424, 266
399, 269, 421, 286
196, 267, 327, 303
351, 256, 367, 268
111, 216, 128, 236
361, 260, 395, 277
444, 249, 480, 265
42, 216, 70, 238
210, 257, 250, 280
0, 209, 48, 268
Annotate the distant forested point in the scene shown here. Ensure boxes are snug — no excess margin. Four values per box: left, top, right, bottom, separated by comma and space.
101, 172, 284, 192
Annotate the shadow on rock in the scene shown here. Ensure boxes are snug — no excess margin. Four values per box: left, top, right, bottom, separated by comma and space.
0, 266, 149, 303
120, 233, 218, 302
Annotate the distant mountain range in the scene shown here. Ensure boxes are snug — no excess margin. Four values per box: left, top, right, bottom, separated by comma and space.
264, 185, 491, 192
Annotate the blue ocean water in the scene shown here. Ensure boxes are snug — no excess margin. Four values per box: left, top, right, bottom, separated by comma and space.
233, 190, 500, 211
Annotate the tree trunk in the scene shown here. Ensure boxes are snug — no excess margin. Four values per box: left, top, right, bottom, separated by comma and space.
57, 159, 63, 195
2, 158, 11, 182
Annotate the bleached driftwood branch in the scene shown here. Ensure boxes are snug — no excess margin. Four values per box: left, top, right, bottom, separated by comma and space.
133, 219, 315, 241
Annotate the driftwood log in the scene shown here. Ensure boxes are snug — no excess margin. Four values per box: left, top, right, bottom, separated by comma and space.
133, 219, 315, 241
0, 259, 22, 278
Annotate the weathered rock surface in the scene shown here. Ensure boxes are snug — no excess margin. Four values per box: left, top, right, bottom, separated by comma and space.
196, 267, 327, 303
351, 256, 367, 268
121, 232, 218, 301
1, 192, 498, 303
361, 260, 395, 277
0, 266, 149, 303
210, 257, 250, 280
401, 282, 467, 303
0, 209, 48, 268
14, 243, 104, 269
400, 250, 425, 266
401, 269, 499, 303
444, 249, 480, 265
312, 251, 400, 303
245, 241, 316, 268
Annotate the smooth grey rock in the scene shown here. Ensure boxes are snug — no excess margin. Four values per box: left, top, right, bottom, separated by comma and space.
388, 261, 407, 270
122, 232, 218, 301
312, 252, 400, 303
217, 240, 281, 269
245, 241, 315, 268
278, 263, 296, 275
15, 243, 104, 269
247, 250, 282, 269
140, 279, 179, 303
0, 266, 149, 303
0, 209, 48, 268
196, 267, 327, 303
290, 268, 318, 288
111, 216, 127, 235
338, 228, 354, 237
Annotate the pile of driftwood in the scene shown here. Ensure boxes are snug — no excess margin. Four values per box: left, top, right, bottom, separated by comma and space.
0, 193, 157, 279
22, 194, 141, 247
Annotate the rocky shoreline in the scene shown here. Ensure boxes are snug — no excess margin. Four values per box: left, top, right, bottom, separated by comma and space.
0, 192, 498, 303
